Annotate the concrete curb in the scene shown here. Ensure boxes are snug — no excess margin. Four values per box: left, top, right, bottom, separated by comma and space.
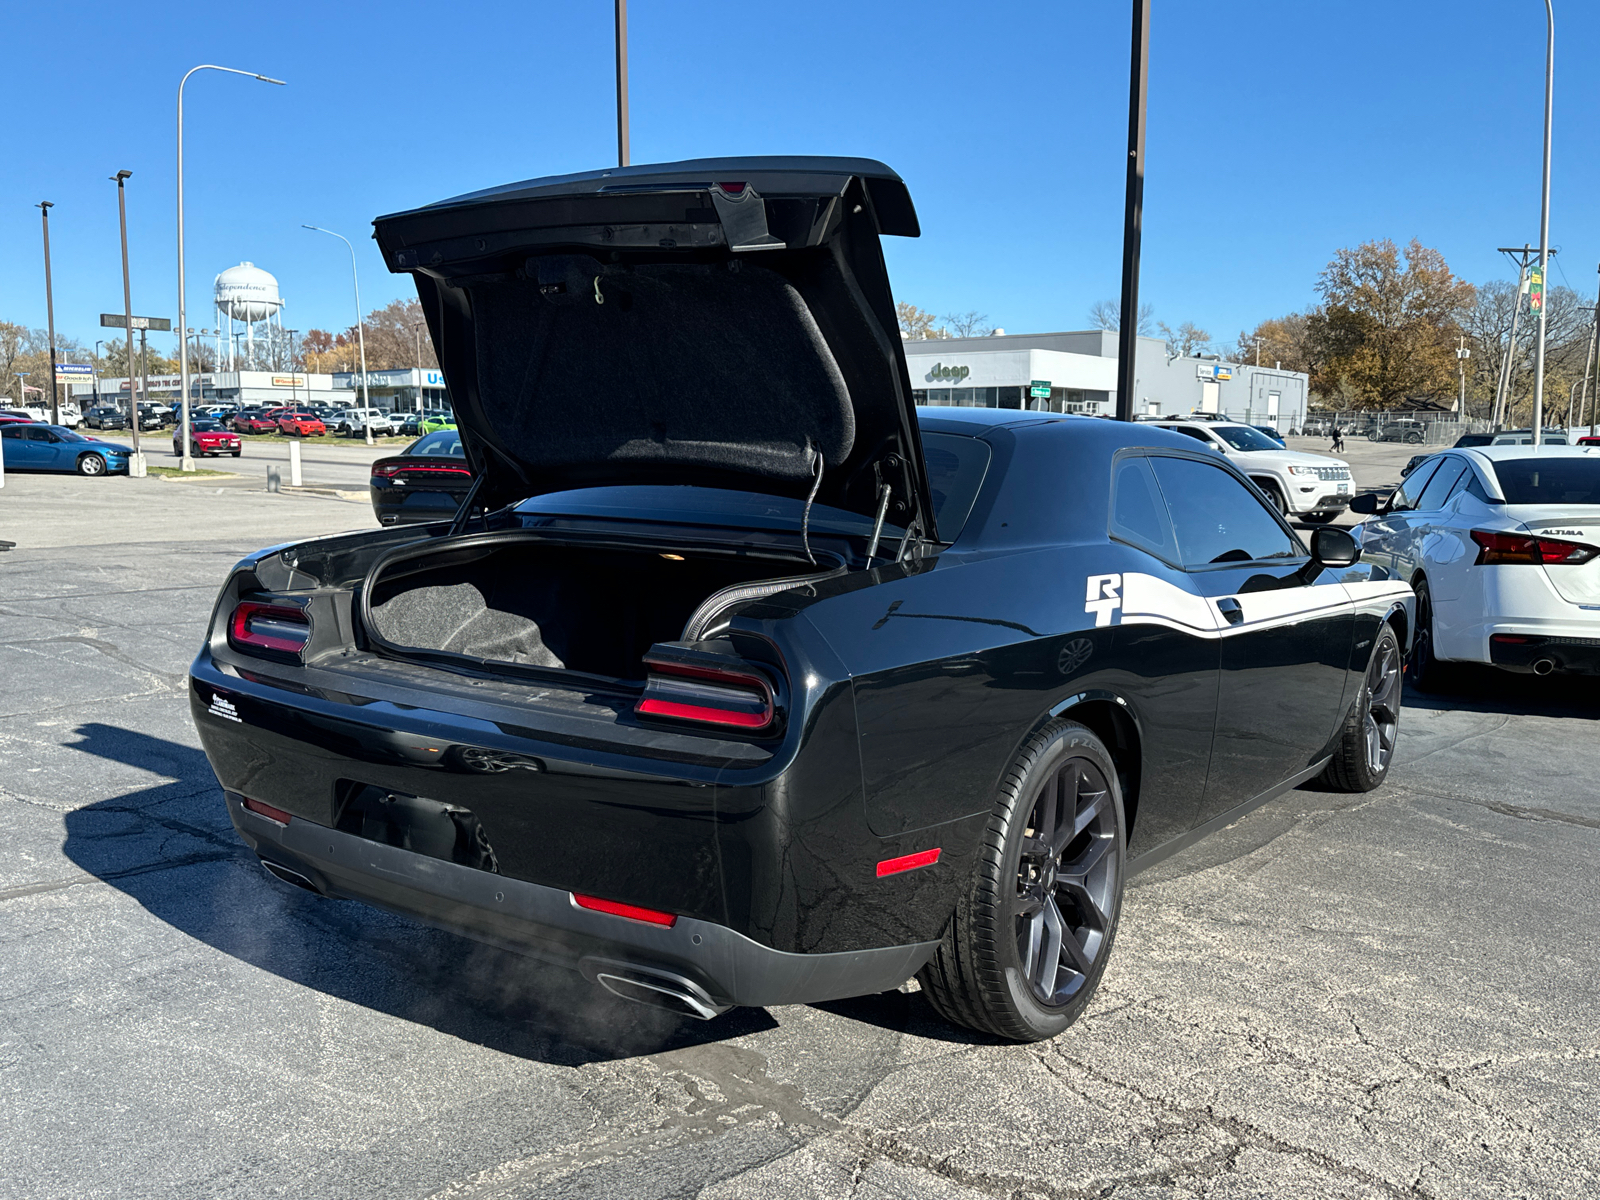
281, 484, 369, 502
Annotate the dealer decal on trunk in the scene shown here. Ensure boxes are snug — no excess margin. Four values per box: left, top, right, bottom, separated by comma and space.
208, 692, 243, 724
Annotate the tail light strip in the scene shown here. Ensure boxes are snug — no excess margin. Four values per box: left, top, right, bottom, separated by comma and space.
572, 893, 678, 926
229, 601, 311, 656
1471, 529, 1599, 566
635, 658, 774, 731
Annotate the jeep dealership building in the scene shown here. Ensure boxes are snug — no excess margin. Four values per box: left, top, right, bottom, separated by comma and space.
904, 330, 1309, 428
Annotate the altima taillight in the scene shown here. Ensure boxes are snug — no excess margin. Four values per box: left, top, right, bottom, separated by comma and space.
229, 601, 311, 657
636, 658, 774, 731
1470, 529, 1599, 565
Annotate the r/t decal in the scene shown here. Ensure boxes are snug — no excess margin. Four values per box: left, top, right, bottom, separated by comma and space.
1085, 574, 1122, 627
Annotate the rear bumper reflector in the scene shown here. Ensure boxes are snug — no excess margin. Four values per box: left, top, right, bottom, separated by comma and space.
571, 893, 678, 926
243, 797, 293, 826
876, 847, 941, 877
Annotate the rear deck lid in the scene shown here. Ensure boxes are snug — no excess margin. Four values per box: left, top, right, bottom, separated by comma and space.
371, 157, 937, 539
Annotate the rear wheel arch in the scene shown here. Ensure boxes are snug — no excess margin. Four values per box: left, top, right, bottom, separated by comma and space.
1045, 696, 1143, 845
1383, 601, 1410, 655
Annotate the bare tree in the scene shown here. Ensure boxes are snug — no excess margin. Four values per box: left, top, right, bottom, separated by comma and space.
1158, 320, 1212, 359
897, 302, 948, 341
943, 311, 994, 338
1088, 299, 1154, 335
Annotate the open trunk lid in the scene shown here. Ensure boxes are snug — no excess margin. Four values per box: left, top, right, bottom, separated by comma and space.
371, 156, 937, 540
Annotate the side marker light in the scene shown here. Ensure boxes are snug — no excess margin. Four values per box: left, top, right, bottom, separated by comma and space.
876, 848, 942, 878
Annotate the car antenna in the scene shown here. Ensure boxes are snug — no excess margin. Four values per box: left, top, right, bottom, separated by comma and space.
800, 446, 824, 565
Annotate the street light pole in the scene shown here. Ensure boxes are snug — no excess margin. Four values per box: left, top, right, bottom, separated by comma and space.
93, 340, 104, 404
1114, 0, 1150, 423
112, 170, 144, 472
303, 225, 374, 445
615, 0, 630, 167
1531, 0, 1554, 446
177, 64, 285, 472
38, 202, 60, 426
1456, 337, 1470, 418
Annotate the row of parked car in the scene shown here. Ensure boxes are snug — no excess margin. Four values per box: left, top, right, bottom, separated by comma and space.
79, 402, 457, 439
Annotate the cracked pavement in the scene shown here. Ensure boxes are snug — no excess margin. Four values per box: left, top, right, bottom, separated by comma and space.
1, 481, 1597, 1199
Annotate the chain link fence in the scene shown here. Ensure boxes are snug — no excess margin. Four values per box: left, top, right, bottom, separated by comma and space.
1285, 410, 1497, 445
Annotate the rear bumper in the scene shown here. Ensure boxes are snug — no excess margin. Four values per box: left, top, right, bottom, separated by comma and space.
228, 791, 936, 1009
1487, 632, 1600, 675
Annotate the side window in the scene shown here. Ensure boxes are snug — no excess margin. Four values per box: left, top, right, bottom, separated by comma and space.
1169, 426, 1214, 446
0, 426, 22, 440
1414, 459, 1467, 511
1149, 455, 1301, 567
1389, 458, 1442, 512
1465, 472, 1495, 503
1109, 455, 1178, 562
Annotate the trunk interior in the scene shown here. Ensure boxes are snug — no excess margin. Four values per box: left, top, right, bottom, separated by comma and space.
365, 538, 813, 680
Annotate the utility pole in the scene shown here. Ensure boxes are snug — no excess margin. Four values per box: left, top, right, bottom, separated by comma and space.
1493, 244, 1553, 429
1115, 0, 1150, 423
112, 171, 144, 473
38, 202, 60, 426
1578, 262, 1599, 437
615, 0, 630, 167
1456, 337, 1470, 417
1531, 0, 1555, 446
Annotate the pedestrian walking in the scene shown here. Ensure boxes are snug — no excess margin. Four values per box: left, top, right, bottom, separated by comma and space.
1330, 424, 1344, 454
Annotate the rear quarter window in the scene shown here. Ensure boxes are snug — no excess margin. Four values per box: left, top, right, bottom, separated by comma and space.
922, 432, 992, 543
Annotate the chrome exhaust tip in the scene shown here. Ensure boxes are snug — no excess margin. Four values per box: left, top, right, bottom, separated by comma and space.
1532, 658, 1557, 676
260, 859, 323, 894
580, 957, 730, 1021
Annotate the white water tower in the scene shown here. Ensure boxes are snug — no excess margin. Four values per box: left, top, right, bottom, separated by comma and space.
214, 263, 287, 370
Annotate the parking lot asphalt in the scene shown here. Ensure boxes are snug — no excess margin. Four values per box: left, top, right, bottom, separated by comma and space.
3, 442, 1596, 1199
85, 433, 395, 492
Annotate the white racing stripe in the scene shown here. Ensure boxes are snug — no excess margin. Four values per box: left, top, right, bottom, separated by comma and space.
1087, 572, 1412, 640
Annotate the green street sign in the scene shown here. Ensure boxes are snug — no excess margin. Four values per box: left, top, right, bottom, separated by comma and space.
1029, 380, 1051, 399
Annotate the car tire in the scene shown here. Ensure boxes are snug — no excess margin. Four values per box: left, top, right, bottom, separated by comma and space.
231, 450, 241, 458
1318, 622, 1402, 792
1302, 512, 1337, 524
77, 453, 107, 477
1406, 433, 1423, 444
1406, 576, 1452, 694
917, 720, 1126, 1043
1258, 479, 1289, 515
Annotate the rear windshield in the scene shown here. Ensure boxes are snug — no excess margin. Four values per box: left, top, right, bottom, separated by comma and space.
409, 430, 465, 457
1492, 457, 1600, 505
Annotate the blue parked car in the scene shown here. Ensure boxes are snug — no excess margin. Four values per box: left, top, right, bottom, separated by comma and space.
0, 424, 131, 475
1252, 424, 1287, 446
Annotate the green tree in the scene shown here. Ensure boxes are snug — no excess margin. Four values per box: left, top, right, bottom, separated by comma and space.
897, 303, 948, 341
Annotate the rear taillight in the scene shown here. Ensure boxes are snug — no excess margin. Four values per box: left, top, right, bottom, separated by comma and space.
229, 601, 311, 657
1471, 529, 1599, 565
636, 658, 775, 731
371, 462, 472, 480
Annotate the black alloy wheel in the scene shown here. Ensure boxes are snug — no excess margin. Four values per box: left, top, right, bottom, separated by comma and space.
919, 721, 1126, 1042
77, 453, 106, 477
1319, 622, 1402, 792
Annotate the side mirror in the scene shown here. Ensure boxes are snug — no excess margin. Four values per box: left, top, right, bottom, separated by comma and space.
1308, 525, 1359, 569
1347, 492, 1380, 515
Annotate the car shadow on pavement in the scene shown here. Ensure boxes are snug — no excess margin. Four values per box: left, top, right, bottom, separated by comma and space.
1402, 665, 1600, 721
59, 721, 778, 1066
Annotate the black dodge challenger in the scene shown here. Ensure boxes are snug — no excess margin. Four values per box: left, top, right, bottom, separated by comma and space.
191, 157, 1413, 1041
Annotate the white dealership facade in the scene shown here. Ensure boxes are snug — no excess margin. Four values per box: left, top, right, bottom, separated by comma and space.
905, 331, 1310, 429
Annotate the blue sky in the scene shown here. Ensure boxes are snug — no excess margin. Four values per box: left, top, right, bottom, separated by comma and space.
3, 0, 1596, 359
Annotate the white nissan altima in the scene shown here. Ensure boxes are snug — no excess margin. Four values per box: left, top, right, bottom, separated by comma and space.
1350, 444, 1600, 687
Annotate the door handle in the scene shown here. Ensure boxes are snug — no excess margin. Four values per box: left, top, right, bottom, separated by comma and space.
1217, 597, 1244, 626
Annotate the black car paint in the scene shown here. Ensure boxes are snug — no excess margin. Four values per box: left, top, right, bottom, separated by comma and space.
191, 409, 1410, 1009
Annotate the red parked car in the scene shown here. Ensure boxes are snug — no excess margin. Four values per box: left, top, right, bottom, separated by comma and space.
277, 410, 327, 437
1579, 435, 1600, 446
174, 419, 243, 458
231, 410, 279, 434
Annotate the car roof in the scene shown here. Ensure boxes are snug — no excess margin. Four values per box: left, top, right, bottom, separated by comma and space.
1464, 444, 1597, 461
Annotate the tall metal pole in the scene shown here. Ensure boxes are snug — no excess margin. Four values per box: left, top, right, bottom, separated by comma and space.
1493, 250, 1530, 429
615, 0, 630, 167
178, 65, 285, 472
303, 226, 373, 445
1115, 0, 1150, 423
1456, 337, 1469, 416
1531, 0, 1554, 446
113, 171, 143, 470
38, 202, 60, 426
